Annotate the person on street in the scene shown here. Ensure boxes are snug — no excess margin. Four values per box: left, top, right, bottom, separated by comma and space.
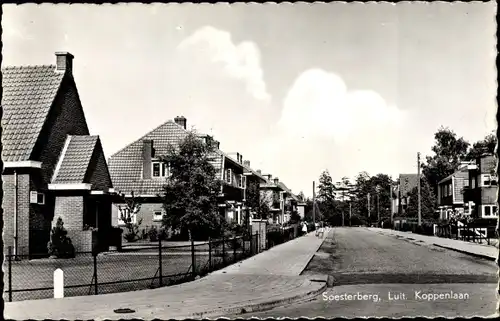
302, 221, 308, 235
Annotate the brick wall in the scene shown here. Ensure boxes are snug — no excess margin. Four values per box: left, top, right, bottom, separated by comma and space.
32, 75, 90, 184
86, 140, 113, 191
53, 195, 84, 231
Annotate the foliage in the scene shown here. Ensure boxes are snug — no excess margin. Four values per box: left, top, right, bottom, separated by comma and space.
118, 191, 143, 243
422, 126, 470, 196
349, 214, 368, 226
289, 210, 302, 224
47, 217, 75, 258
253, 190, 272, 220
466, 131, 496, 161
351, 172, 393, 223
404, 177, 437, 219
160, 131, 224, 241
297, 191, 305, 202
225, 221, 247, 237
147, 226, 167, 242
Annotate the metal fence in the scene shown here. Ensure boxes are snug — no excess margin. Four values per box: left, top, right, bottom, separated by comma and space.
3, 233, 260, 302
434, 223, 496, 246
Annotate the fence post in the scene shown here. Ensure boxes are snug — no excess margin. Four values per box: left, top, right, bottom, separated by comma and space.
233, 237, 237, 263
8, 246, 12, 302
158, 237, 163, 287
208, 237, 212, 271
93, 252, 98, 295
256, 232, 260, 254
250, 232, 253, 256
191, 237, 196, 279
222, 235, 226, 265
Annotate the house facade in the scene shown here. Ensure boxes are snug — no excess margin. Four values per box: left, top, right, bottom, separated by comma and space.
2, 52, 114, 257
108, 117, 268, 231
258, 174, 298, 224
391, 173, 419, 217
436, 164, 469, 220
463, 154, 498, 219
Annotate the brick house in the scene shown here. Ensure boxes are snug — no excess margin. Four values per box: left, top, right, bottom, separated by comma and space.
463, 154, 498, 218
436, 164, 469, 220
258, 174, 298, 224
107, 116, 266, 232
1, 52, 114, 257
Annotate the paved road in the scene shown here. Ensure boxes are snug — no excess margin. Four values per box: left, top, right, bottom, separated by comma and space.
229, 227, 497, 318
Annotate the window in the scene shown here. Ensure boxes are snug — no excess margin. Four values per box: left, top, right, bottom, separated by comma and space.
118, 208, 136, 225
153, 210, 164, 222
481, 174, 498, 187
152, 161, 171, 178
242, 176, 246, 189
225, 169, 232, 184
30, 191, 45, 205
484, 206, 492, 216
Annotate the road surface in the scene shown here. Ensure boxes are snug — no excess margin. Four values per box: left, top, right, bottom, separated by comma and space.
227, 227, 497, 318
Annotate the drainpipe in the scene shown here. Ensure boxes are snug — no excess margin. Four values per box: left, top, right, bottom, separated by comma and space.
13, 170, 18, 258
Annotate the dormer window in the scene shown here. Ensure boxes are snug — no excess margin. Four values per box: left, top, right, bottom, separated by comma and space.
152, 161, 171, 178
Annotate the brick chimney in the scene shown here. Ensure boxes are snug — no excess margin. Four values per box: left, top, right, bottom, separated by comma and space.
243, 160, 250, 168
239, 154, 243, 164
174, 116, 187, 129
55, 52, 74, 73
256, 170, 261, 174
142, 140, 153, 179
214, 140, 220, 149
274, 177, 279, 184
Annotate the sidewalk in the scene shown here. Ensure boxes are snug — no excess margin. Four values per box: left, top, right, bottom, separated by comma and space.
4, 231, 329, 320
368, 228, 497, 261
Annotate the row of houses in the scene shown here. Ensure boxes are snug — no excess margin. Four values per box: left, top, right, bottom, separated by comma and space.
1, 51, 305, 257
391, 153, 497, 221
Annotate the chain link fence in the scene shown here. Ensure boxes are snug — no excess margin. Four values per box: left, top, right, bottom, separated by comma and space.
3, 233, 260, 302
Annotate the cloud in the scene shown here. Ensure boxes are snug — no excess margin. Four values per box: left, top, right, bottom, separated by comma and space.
277, 69, 406, 144
178, 26, 271, 102
267, 69, 409, 196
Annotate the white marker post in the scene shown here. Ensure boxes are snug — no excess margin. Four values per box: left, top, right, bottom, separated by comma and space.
54, 268, 64, 299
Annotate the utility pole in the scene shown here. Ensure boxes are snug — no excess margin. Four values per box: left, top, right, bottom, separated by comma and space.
313, 181, 316, 226
367, 193, 371, 222
349, 202, 352, 227
377, 193, 380, 223
417, 152, 422, 226
342, 189, 345, 227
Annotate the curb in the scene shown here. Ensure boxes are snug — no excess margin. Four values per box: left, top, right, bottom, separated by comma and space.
185, 281, 327, 319
432, 244, 496, 261
298, 233, 330, 276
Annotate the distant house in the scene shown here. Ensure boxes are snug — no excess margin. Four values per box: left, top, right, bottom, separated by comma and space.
258, 175, 298, 224
437, 164, 469, 220
463, 154, 498, 219
108, 116, 262, 230
1, 52, 114, 257
393, 174, 419, 216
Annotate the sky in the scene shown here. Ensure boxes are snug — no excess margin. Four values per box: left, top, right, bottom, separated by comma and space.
2, 2, 497, 197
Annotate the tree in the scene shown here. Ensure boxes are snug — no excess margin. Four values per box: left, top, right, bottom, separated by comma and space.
405, 176, 437, 220
118, 191, 143, 242
297, 191, 305, 202
422, 126, 470, 196
466, 131, 496, 160
160, 131, 224, 241
317, 170, 336, 223
253, 190, 272, 220
47, 217, 75, 258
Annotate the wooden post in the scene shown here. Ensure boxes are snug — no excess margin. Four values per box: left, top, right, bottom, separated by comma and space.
208, 237, 212, 271
191, 237, 196, 279
54, 268, 64, 298
417, 152, 422, 226
158, 237, 163, 286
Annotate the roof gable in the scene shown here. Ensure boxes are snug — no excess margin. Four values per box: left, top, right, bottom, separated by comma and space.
52, 135, 98, 184
1, 65, 65, 162
399, 174, 419, 196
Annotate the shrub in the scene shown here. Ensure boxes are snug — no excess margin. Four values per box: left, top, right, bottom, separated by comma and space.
350, 214, 367, 226
148, 226, 159, 242
47, 217, 75, 258
123, 223, 141, 243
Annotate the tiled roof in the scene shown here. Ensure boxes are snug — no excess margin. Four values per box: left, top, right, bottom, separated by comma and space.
1, 65, 65, 162
399, 174, 419, 196
108, 120, 224, 195
52, 135, 98, 184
